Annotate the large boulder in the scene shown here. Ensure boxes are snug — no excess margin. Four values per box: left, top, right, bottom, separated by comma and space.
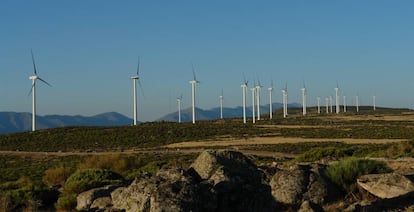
111, 168, 213, 212
270, 164, 340, 205
76, 184, 120, 211
357, 173, 414, 199
190, 150, 276, 211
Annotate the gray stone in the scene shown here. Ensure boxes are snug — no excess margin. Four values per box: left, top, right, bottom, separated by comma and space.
76, 184, 120, 211
90, 197, 112, 210
357, 173, 414, 199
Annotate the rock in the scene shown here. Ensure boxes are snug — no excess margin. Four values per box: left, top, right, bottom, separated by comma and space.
357, 173, 414, 199
76, 184, 120, 211
90, 197, 112, 210
190, 150, 261, 185
270, 165, 308, 205
112, 168, 213, 212
270, 164, 340, 205
190, 150, 276, 211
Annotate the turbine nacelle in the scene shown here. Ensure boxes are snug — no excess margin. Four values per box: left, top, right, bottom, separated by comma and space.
29, 75, 38, 80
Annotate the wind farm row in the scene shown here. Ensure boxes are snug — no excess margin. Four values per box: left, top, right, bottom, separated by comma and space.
27, 51, 378, 132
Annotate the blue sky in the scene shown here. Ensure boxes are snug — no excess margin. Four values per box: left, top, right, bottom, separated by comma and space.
1, 1, 414, 121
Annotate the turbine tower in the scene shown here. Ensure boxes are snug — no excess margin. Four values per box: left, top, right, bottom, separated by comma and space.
325, 97, 329, 114
28, 50, 51, 132
189, 64, 200, 124
356, 95, 359, 113
281, 83, 288, 118
335, 83, 340, 114
219, 89, 223, 119
373, 95, 376, 111
268, 81, 273, 119
255, 80, 263, 121
301, 82, 307, 116
131, 57, 142, 126
241, 76, 248, 124
251, 86, 256, 124
343, 96, 346, 113
177, 95, 182, 123
317, 97, 321, 114
330, 96, 333, 113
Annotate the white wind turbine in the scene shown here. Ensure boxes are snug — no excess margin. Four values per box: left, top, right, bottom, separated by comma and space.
373, 95, 376, 111
301, 82, 307, 116
343, 96, 347, 113
255, 79, 263, 121
28, 50, 51, 132
189, 64, 200, 124
329, 96, 333, 113
219, 89, 223, 119
325, 97, 329, 114
241, 76, 248, 124
251, 86, 256, 124
281, 83, 288, 118
177, 94, 182, 123
356, 95, 359, 113
131, 57, 142, 126
268, 81, 274, 120
335, 82, 340, 114
317, 97, 321, 114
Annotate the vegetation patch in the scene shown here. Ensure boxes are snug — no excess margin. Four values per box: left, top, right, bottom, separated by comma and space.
325, 157, 392, 193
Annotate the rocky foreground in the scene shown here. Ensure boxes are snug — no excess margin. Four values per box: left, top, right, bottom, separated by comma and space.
76, 150, 414, 211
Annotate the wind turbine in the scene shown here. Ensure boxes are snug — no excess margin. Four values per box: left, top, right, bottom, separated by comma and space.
28, 50, 51, 132
241, 76, 248, 124
177, 94, 182, 123
281, 83, 288, 118
251, 86, 256, 124
373, 95, 376, 111
325, 97, 329, 114
189, 64, 200, 124
317, 97, 321, 114
255, 79, 263, 121
330, 96, 333, 113
335, 82, 340, 114
268, 81, 274, 119
131, 57, 142, 126
343, 96, 347, 113
301, 82, 307, 116
356, 95, 359, 113
219, 89, 223, 119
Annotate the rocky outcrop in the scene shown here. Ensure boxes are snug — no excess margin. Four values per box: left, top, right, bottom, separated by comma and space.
357, 173, 414, 199
75, 150, 414, 211
269, 164, 340, 206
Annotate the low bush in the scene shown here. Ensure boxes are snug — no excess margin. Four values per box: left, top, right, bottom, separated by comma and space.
54, 193, 77, 211
43, 167, 73, 187
64, 169, 124, 194
295, 147, 352, 162
325, 157, 392, 193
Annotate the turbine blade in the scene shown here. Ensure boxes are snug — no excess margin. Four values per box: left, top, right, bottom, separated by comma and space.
138, 79, 145, 98
28, 82, 35, 96
136, 56, 140, 76
31, 49, 37, 75
191, 63, 197, 80
37, 77, 52, 87
243, 73, 247, 84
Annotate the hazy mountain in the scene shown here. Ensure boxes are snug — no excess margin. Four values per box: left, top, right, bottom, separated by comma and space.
157, 103, 301, 122
0, 112, 133, 134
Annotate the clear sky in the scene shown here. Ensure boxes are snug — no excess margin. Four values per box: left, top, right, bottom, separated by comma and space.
1, 1, 414, 121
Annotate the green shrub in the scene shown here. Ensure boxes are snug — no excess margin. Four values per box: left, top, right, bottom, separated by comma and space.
295, 147, 352, 162
325, 157, 392, 193
55, 193, 77, 211
43, 167, 73, 187
386, 140, 414, 158
64, 169, 123, 194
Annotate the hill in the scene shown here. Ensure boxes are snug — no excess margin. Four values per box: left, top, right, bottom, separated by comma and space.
157, 103, 301, 122
0, 112, 133, 134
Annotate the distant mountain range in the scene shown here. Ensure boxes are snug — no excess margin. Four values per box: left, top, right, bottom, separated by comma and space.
0, 103, 301, 134
0, 112, 133, 134
157, 103, 301, 122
